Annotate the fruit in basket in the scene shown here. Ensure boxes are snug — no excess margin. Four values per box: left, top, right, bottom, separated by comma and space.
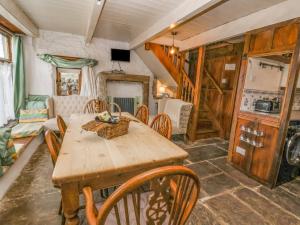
98, 111, 111, 122
95, 111, 120, 123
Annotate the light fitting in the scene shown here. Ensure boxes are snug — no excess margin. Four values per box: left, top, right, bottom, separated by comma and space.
170, 31, 178, 55
96, 0, 101, 5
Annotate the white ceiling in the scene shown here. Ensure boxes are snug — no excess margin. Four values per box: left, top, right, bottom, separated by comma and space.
93, 0, 183, 42
160, 0, 286, 41
13, 0, 183, 41
14, 0, 94, 35
13, 0, 286, 43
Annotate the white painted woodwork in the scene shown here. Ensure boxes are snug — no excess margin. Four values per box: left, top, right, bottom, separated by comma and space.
52, 113, 188, 185
85, 0, 106, 43
160, 0, 286, 42
0, 0, 38, 36
135, 46, 177, 87
179, 0, 299, 51
93, 0, 182, 42
129, 0, 225, 49
14, 0, 93, 35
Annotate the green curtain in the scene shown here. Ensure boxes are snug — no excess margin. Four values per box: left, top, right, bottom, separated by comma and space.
38, 54, 97, 68
13, 36, 26, 117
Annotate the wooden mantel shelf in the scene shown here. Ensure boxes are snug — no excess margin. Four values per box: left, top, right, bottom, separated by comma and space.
98, 71, 150, 106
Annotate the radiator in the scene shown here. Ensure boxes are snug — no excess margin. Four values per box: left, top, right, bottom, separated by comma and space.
113, 97, 135, 115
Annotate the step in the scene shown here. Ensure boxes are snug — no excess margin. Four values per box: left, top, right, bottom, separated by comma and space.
196, 128, 219, 139
198, 110, 209, 119
197, 118, 213, 128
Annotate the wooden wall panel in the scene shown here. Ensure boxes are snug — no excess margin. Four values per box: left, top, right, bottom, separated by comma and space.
249, 30, 273, 53
272, 23, 298, 50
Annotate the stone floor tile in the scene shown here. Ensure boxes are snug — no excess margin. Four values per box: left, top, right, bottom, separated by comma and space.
234, 188, 300, 225
208, 157, 260, 188
281, 178, 300, 196
187, 145, 227, 162
187, 202, 220, 225
205, 194, 268, 225
208, 156, 234, 173
216, 142, 229, 151
188, 161, 222, 179
228, 170, 261, 188
0, 192, 61, 224
258, 186, 300, 218
201, 173, 240, 196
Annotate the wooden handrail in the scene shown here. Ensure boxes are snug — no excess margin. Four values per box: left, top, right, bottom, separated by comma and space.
181, 69, 195, 89
204, 68, 223, 95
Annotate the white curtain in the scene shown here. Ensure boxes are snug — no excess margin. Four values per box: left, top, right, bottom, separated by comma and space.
80, 66, 97, 97
0, 62, 15, 127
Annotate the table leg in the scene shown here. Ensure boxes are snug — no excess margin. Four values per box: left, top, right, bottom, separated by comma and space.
61, 183, 80, 225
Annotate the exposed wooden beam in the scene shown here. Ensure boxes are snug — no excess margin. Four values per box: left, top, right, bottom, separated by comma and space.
0, 0, 38, 37
129, 0, 225, 49
179, 0, 300, 51
85, 0, 106, 43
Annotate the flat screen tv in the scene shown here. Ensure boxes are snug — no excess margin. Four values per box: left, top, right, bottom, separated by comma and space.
111, 49, 130, 62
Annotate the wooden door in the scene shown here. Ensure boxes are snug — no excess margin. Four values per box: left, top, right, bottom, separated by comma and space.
250, 123, 279, 182
204, 53, 242, 139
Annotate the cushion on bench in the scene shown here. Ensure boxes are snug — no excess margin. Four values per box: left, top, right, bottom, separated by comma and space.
11, 123, 44, 139
19, 109, 48, 123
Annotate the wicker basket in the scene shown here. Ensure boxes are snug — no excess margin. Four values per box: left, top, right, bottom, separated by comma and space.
82, 116, 131, 139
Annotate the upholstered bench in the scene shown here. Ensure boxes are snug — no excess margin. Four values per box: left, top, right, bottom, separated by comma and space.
44, 95, 91, 132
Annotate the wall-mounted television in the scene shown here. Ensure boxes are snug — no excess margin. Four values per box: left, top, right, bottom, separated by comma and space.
111, 49, 130, 62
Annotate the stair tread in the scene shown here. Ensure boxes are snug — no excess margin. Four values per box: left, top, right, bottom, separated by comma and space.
198, 118, 211, 122
197, 128, 218, 134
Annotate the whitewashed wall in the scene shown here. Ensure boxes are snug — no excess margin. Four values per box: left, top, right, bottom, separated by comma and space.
244, 58, 289, 92
23, 30, 156, 113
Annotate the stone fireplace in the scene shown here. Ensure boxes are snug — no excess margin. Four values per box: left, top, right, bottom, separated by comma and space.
98, 72, 150, 111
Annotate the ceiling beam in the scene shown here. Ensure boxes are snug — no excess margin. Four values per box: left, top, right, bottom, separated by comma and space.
85, 0, 106, 43
0, 0, 38, 36
129, 0, 225, 49
179, 0, 300, 51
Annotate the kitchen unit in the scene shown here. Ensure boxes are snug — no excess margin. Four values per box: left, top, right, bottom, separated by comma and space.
228, 19, 300, 188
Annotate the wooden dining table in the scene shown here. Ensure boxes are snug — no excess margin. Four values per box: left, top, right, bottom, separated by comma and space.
52, 112, 188, 225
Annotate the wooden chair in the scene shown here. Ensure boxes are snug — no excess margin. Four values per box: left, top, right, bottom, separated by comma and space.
83, 165, 200, 225
84, 99, 108, 113
150, 113, 172, 139
56, 115, 67, 138
45, 130, 61, 165
45, 129, 64, 222
83, 99, 122, 115
135, 104, 149, 124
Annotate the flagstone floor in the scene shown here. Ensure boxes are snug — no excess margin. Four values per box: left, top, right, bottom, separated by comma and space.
0, 138, 300, 225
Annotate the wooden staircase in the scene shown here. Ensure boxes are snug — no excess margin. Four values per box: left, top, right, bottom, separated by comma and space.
146, 43, 181, 84
146, 42, 233, 141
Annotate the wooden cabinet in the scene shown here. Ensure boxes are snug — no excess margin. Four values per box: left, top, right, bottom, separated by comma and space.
248, 22, 299, 55
250, 122, 279, 182
231, 114, 279, 184
229, 19, 300, 187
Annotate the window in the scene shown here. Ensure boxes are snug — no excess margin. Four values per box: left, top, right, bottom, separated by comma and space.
56, 68, 82, 96
0, 31, 13, 127
0, 32, 11, 62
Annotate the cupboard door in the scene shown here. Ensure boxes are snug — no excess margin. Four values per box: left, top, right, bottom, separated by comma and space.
249, 30, 273, 54
272, 23, 298, 50
231, 118, 257, 171
250, 124, 279, 182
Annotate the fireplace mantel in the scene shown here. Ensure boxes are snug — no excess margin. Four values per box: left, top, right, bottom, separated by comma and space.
98, 72, 150, 106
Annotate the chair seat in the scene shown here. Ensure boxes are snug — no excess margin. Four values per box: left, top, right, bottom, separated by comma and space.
43, 117, 70, 131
